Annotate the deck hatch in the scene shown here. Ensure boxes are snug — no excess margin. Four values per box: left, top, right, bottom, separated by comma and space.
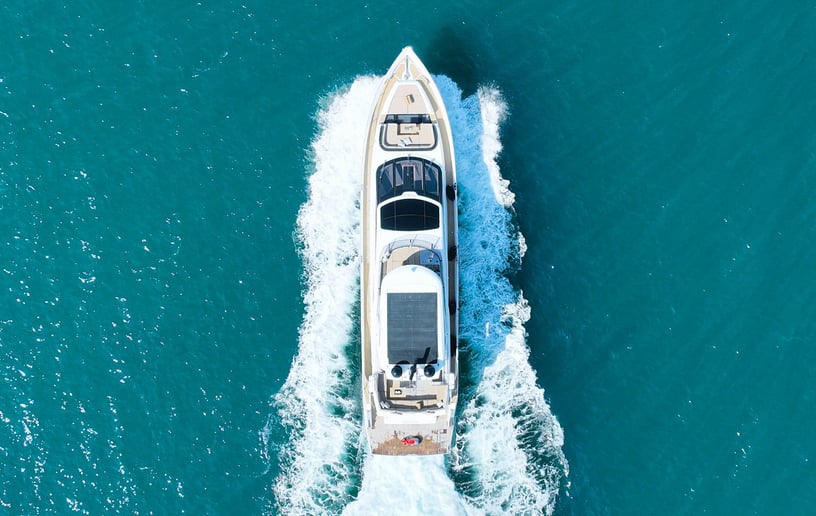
386, 293, 438, 364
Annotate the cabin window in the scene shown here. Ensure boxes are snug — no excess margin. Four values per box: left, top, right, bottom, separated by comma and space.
380, 199, 439, 231
423, 164, 439, 199
377, 158, 442, 203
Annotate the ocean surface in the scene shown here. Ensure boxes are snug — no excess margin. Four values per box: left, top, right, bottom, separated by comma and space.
2, 1, 814, 515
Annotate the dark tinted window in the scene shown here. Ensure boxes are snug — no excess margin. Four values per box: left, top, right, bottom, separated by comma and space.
377, 158, 442, 203
423, 164, 439, 198
380, 199, 440, 231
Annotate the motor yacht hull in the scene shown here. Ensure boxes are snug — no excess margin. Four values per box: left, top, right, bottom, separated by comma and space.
361, 47, 459, 455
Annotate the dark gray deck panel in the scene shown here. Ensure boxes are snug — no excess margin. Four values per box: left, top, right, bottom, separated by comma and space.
386, 293, 438, 364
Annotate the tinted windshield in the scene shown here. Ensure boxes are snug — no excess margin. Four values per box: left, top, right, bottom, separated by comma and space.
377, 157, 441, 203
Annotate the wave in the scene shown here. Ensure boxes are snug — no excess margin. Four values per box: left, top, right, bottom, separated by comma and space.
443, 82, 568, 516
270, 78, 377, 513
272, 74, 567, 515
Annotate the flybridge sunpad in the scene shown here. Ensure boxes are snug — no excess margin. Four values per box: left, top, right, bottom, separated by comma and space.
386, 292, 438, 364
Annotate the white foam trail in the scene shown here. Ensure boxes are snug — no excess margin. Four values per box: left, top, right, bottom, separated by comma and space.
344, 456, 475, 516
273, 74, 567, 515
475, 87, 515, 208
271, 77, 380, 514
453, 298, 568, 515
444, 83, 569, 515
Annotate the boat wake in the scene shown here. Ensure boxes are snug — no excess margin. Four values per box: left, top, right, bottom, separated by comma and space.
444, 83, 569, 515
270, 75, 567, 515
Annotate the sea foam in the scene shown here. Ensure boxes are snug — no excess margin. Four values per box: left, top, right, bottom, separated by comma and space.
271, 78, 377, 513
443, 81, 568, 515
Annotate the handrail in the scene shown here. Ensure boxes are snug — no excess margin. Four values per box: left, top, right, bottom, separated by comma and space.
381, 236, 442, 258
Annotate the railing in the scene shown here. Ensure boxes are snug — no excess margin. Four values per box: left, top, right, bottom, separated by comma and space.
379, 237, 444, 284
381, 236, 442, 260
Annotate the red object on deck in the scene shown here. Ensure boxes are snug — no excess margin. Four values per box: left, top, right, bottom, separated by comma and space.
401, 436, 422, 446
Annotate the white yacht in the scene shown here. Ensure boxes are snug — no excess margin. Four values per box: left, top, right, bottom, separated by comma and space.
360, 47, 459, 455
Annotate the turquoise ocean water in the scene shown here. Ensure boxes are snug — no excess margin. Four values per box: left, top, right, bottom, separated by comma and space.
2, 1, 814, 514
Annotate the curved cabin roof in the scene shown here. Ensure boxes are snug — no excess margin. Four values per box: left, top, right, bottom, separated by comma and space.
379, 265, 444, 366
